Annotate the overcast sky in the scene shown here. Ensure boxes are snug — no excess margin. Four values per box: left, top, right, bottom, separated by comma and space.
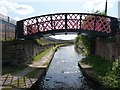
0, 0, 119, 40
0, 0, 119, 20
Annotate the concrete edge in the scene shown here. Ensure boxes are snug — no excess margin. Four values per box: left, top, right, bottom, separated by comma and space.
78, 61, 103, 86
30, 47, 58, 89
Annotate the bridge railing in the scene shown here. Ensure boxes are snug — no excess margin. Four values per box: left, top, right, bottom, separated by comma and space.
17, 13, 118, 38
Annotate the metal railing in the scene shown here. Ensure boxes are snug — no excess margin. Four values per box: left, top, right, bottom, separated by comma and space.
17, 13, 119, 38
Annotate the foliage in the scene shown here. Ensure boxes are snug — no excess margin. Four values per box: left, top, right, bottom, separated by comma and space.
35, 38, 55, 45
75, 35, 95, 55
84, 55, 112, 76
103, 57, 120, 88
92, 10, 106, 16
83, 55, 120, 88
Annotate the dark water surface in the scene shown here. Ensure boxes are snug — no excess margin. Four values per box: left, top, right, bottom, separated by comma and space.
37, 45, 96, 90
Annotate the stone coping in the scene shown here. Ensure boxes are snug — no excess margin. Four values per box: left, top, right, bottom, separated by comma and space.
78, 61, 103, 86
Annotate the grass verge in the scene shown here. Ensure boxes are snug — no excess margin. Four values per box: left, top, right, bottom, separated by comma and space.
32, 43, 65, 62
32, 48, 52, 62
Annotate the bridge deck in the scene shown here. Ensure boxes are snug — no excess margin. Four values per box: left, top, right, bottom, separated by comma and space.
16, 13, 118, 38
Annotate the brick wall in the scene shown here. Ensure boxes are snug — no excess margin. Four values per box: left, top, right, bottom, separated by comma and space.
95, 34, 120, 61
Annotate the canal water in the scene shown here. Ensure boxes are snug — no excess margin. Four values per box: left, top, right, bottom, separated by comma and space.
38, 45, 95, 90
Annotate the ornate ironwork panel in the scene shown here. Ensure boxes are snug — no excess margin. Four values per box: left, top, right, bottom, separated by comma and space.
16, 13, 118, 38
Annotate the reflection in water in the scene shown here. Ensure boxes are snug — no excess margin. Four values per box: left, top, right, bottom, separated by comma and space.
39, 45, 93, 90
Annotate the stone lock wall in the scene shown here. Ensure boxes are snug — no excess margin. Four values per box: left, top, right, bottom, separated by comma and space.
2, 40, 53, 66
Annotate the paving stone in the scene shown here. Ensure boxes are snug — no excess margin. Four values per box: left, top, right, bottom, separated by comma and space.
2, 48, 55, 89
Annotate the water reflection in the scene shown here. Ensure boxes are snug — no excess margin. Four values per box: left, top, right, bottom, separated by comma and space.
39, 45, 93, 90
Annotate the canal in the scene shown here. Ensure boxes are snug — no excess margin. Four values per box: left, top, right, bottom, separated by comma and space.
36, 45, 96, 89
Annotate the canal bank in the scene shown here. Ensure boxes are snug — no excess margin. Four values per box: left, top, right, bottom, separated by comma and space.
2, 44, 106, 90
32, 45, 100, 90
1, 44, 63, 90
78, 61, 103, 87
78, 56, 120, 89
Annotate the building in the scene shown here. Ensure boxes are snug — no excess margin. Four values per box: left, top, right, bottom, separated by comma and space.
0, 14, 16, 40
118, 1, 120, 18
118, 1, 120, 30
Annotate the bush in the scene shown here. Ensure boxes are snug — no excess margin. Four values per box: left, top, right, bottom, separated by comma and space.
84, 55, 112, 76
103, 57, 120, 88
84, 55, 120, 88
75, 35, 96, 55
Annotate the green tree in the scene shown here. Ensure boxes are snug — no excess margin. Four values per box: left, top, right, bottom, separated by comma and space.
92, 10, 106, 16
75, 35, 94, 55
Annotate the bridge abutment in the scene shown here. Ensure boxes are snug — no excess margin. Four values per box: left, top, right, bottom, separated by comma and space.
95, 33, 120, 61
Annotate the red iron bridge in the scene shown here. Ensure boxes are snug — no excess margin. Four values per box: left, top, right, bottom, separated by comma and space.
16, 13, 119, 38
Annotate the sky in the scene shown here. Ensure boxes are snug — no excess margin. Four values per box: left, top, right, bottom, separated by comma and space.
0, 0, 119, 40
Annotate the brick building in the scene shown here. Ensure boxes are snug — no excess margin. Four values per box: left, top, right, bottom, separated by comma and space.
118, 1, 120, 18
0, 14, 16, 40
118, 1, 120, 30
